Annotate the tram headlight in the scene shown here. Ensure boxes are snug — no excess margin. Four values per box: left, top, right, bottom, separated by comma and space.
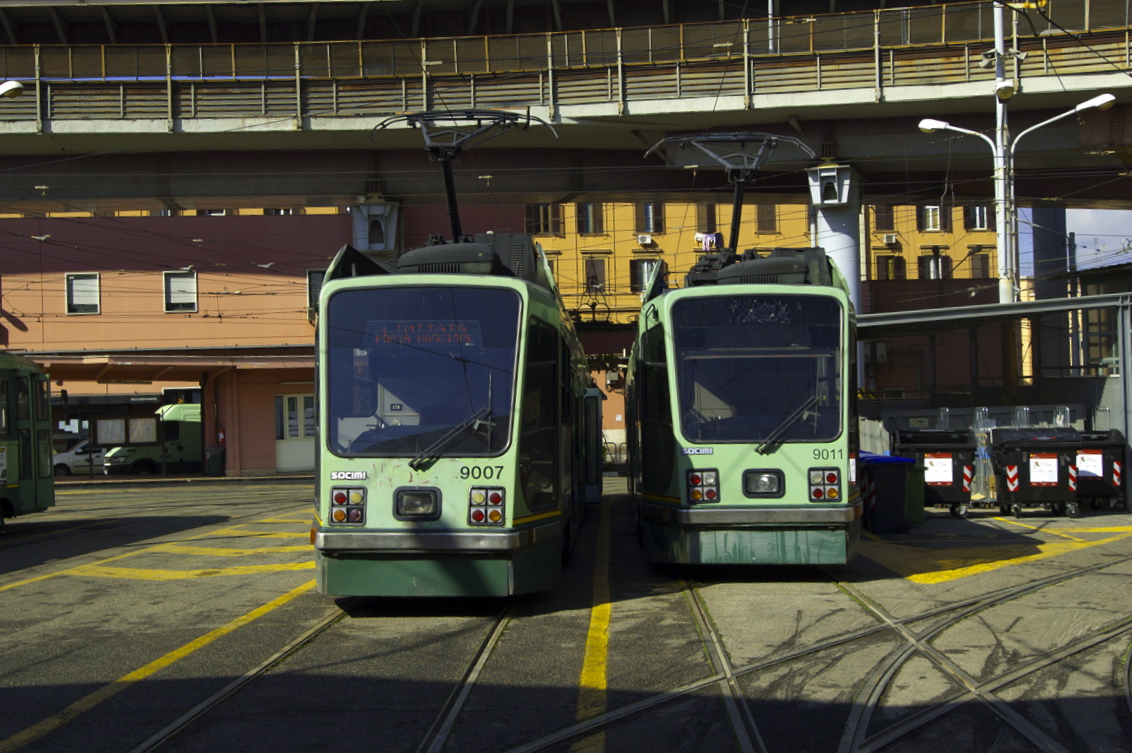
395, 488, 440, 520
743, 470, 784, 498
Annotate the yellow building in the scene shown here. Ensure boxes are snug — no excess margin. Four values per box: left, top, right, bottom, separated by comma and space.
530, 199, 1000, 323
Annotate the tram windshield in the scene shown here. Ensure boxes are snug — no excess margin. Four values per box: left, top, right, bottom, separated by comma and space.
325, 286, 520, 458
672, 294, 843, 445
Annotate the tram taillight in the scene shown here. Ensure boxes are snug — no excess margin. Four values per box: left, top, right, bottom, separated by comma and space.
687, 469, 720, 504
469, 487, 505, 526
808, 468, 841, 502
330, 487, 366, 525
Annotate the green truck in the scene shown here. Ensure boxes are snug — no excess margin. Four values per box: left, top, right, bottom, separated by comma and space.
103, 403, 202, 475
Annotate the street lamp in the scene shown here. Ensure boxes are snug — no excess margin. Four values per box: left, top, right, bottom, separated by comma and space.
0, 80, 23, 98
919, 93, 1115, 304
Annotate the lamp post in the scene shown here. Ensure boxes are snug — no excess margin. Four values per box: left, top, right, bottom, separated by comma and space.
918, 92, 1115, 304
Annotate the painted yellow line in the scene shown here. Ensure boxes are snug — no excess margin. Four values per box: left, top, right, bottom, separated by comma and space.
151, 543, 311, 557
513, 510, 562, 525
0, 579, 316, 753
0, 519, 308, 593
992, 517, 1088, 542
863, 531, 1132, 585
68, 562, 315, 581
573, 498, 613, 753
210, 530, 310, 540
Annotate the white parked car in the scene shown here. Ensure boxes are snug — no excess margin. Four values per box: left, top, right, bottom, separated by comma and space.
53, 440, 106, 476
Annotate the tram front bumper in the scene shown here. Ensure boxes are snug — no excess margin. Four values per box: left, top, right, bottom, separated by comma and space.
637, 499, 862, 565
314, 520, 561, 553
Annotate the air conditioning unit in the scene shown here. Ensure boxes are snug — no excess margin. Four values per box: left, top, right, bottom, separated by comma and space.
882, 234, 898, 246
637, 235, 653, 246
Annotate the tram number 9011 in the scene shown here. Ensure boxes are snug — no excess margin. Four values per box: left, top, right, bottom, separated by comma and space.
812, 448, 844, 461
459, 465, 506, 480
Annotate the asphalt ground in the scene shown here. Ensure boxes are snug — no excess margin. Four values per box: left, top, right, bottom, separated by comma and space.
1, 477, 1131, 752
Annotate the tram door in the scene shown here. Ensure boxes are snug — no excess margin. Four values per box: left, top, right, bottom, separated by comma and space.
11, 374, 54, 514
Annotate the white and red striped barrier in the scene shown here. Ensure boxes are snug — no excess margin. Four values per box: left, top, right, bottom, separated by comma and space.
1006, 465, 1019, 492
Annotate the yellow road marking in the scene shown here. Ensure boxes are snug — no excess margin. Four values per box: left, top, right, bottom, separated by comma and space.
993, 517, 1088, 542
68, 562, 315, 581
0, 579, 316, 753
151, 543, 311, 557
0, 516, 308, 593
573, 498, 613, 753
863, 530, 1132, 584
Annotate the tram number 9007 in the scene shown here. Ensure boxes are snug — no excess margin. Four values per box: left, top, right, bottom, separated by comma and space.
459, 465, 505, 480
812, 449, 844, 461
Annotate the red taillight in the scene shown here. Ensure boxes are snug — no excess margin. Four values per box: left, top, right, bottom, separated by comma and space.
826, 471, 839, 484
469, 487, 505, 526
811, 487, 824, 499
333, 491, 347, 505
470, 508, 486, 523
686, 469, 720, 504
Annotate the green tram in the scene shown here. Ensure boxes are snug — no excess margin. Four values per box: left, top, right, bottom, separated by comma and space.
0, 352, 55, 528
627, 247, 860, 565
312, 234, 601, 597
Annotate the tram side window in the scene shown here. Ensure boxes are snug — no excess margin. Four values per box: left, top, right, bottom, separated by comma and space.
520, 320, 560, 509
0, 379, 7, 438
34, 380, 49, 422
15, 378, 29, 420
639, 324, 674, 492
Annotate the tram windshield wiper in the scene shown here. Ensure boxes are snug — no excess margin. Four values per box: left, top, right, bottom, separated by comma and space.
409, 405, 492, 470
755, 395, 818, 455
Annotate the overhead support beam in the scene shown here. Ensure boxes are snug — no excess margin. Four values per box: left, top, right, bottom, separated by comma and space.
661, 0, 670, 25
506, 0, 514, 35
606, 0, 615, 27
260, 4, 268, 44
356, 3, 369, 40
307, 4, 318, 42
467, 0, 485, 35
719, 0, 727, 21
411, 0, 423, 38
99, 7, 117, 45
205, 6, 218, 44
550, 0, 563, 32
48, 7, 67, 45
0, 10, 18, 45
152, 7, 168, 45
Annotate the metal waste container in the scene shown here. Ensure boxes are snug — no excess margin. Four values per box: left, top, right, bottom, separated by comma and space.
205, 446, 226, 477
991, 427, 1083, 518
1077, 429, 1126, 511
893, 429, 976, 519
860, 452, 913, 533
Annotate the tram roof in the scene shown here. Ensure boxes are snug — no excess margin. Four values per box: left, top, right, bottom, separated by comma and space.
857, 293, 1132, 341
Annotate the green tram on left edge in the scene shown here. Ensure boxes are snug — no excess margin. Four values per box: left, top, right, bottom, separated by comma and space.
312, 234, 602, 597
627, 247, 861, 566
0, 351, 55, 528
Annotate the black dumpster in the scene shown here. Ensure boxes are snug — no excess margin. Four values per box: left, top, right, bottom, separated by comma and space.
1077, 429, 1126, 511
990, 427, 1083, 518
893, 429, 976, 519
205, 446, 226, 477
860, 452, 914, 533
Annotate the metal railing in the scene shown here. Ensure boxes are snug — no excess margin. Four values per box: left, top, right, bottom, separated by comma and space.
0, 0, 1126, 128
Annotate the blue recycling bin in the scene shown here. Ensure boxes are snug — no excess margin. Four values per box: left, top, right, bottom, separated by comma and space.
860, 452, 914, 533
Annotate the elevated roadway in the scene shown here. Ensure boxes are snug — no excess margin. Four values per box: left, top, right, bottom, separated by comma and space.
0, 2, 1127, 212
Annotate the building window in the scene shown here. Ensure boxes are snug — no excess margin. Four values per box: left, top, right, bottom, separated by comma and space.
164, 271, 198, 313
275, 394, 315, 440
196, 209, 231, 216
971, 253, 991, 278
265, 207, 298, 216
583, 256, 606, 292
874, 205, 895, 232
630, 258, 661, 293
697, 203, 717, 233
636, 201, 665, 234
66, 273, 100, 315
918, 253, 953, 280
756, 204, 777, 234
576, 202, 604, 235
307, 269, 326, 309
526, 203, 562, 235
917, 206, 952, 232
964, 205, 992, 231
876, 256, 906, 281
